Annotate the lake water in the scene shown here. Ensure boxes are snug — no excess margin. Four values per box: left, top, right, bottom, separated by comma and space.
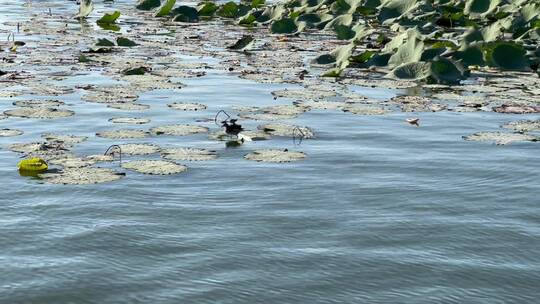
1, 1, 539, 303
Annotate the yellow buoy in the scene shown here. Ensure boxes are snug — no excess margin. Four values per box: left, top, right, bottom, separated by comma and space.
17, 158, 48, 173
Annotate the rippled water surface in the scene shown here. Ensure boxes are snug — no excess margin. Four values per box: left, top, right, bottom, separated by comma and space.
1, 1, 540, 303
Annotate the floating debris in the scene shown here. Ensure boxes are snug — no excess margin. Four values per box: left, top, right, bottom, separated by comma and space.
121, 160, 187, 175
117, 143, 160, 155
161, 148, 218, 161
167, 102, 207, 111
258, 123, 315, 138
150, 124, 208, 136
39, 168, 124, 185
244, 149, 306, 163
96, 129, 149, 139
502, 120, 540, 133
0, 128, 23, 137
109, 117, 151, 124
4, 107, 74, 119
463, 132, 539, 145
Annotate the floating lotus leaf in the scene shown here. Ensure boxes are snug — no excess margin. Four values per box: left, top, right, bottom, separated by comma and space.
493, 105, 540, 114
49, 157, 96, 168
96, 38, 115, 47
109, 117, 151, 124
342, 104, 389, 115
42, 133, 88, 144
0, 128, 23, 137
262, 104, 310, 115
108, 103, 150, 111
118, 143, 161, 155
13, 99, 64, 107
40, 168, 124, 185
96, 129, 149, 139
198, 2, 219, 16
150, 124, 209, 136
502, 120, 540, 133
161, 148, 218, 161
121, 160, 187, 175
258, 123, 315, 138
4, 107, 74, 119
86, 154, 115, 162
463, 132, 538, 145
239, 112, 297, 121
244, 149, 306, 163
167, 102, 207, 111
271, 88, 337, 100
293, 100, 347, 110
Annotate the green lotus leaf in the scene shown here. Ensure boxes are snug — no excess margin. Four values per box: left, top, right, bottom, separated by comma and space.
172, 6, 199, 22
117, 37, 137, 47
464, 0, 501, 17
198, 2, 219, 16
136, 0, 161, 10
155, 0, 176, 17
484, 41, 528, 70
96, 11, 120, 25
270, 18, 298, 34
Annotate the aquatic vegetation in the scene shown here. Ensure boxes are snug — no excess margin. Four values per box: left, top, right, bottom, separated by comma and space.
109, 117, 151, 124
4, 107, 74, 119
342, 104, 389, 115
40, 168, 125, 185
96, 129, 149, 139
167, 102, 207, 111
0, 129, 23, 137
41, 134, 88, 145
463, 132, 539, 145
150, 124, 209, 136
121, 160, 187, 175
502, 120, 540, 133
161, 148, 218, 161
244, 149, 306, 162
117, 143, 161, 155
49, 157, 96, 169
258, 123, 315, 139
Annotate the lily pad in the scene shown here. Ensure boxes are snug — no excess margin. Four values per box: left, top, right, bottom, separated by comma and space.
42, 133, 88, 144
208, 130, 271, 141
244, 149, 306, 163
109, 117, 151, 124
108, 103, 150, 111
150, 124, 209, 136
258, 123, 315, 138
342, 104, 389, 115
167, 102, 207, 111
463, 132, 538, 145
49, 157, 96, 168
117, 143, 161, 155
40, 168, 124, 185
493, 105, 540, 114
4, 107, 74, 119
121, 160, 187, 175
161, 148, 217, 161
96, 129, 149, 139
0, 128, 23, 137
502, 120, 540, 133
13, 99, 64, 107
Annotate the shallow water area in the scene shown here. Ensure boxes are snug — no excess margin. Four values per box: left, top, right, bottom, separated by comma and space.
1, 1, 540, 303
